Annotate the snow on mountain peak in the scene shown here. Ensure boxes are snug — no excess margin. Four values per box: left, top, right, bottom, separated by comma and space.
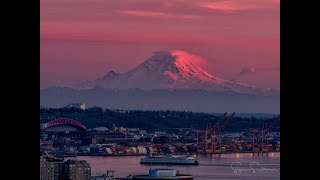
79, 50, 276, 95
135, 50, 226, 85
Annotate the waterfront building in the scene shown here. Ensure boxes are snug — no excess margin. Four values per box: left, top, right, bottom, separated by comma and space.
65, 103, 86, 110
130, 169, 193, 180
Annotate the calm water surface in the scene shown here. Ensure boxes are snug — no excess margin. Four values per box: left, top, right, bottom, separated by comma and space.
67, 152, 280, 180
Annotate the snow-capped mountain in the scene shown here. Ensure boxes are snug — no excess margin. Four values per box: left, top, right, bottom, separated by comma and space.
41, 50, 279, 112
80, 50, 277, 95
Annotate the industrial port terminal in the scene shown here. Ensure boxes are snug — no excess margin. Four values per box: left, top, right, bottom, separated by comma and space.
40, 112, 280, 157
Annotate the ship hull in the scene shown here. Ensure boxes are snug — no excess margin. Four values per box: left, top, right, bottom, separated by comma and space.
140, 161, 198, 165
140, 155, 199, 165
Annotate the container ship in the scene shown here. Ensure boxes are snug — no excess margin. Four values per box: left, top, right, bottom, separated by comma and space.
140, 154, 199, 165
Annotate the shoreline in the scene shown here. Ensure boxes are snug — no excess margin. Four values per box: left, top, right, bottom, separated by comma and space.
58, 151, 280, 158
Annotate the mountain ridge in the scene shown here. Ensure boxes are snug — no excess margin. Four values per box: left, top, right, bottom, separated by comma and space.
78, 51, 278, 96
40, 86, 279, 113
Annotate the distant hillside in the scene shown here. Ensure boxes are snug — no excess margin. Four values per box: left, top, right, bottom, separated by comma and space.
40, 87, 279, 114
213, 113, 278, 119
40, 108, 280, 132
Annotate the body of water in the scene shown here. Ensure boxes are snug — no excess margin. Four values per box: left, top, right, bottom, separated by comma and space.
67, 152, 280, 180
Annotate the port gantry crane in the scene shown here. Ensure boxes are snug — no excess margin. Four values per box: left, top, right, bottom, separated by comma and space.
209, 112, 235, 154
196, 113, 226, 154
208, 113, 227, 152
260, 115, 280, 153
250, 115, 280, 155
196, 112, 235, 154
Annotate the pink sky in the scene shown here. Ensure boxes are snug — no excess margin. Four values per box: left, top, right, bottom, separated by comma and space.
40, 0, 280, 89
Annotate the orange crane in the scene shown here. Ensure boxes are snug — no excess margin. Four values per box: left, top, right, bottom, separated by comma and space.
204, 112, 228, 153
261, 115, 280, 153
196, 112, 235, 154
196, 112, 227, 153
210, 113, 235, 154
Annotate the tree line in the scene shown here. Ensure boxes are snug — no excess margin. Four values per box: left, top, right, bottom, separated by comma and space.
40, 107, 279, 132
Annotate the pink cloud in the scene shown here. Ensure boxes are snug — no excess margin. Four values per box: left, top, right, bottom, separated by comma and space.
41, 29, 279, 53
160, 1, 174, 9
239, 65, 257, 75
239, 65, 280, 76
200, 0, 279, 12
40, 0, 279, 89
171, 50, 208, 67
117, 10, 197, 19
